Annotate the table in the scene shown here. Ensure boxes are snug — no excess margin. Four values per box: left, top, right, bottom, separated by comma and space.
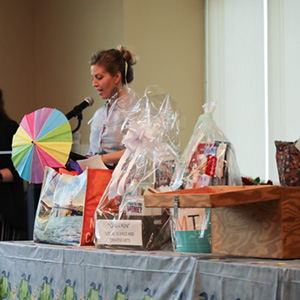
0, 241, 300, 299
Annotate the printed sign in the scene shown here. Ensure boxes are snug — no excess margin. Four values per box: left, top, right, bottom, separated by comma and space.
125, 196, 162, 216
96, 219, 143, 246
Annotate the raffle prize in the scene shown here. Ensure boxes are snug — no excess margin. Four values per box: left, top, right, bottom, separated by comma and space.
94, 86, 182, 250
170, 101, 242, 253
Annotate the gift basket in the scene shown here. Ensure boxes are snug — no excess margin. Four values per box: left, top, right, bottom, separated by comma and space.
94, 86, 182, 251
169, 101, 242, 253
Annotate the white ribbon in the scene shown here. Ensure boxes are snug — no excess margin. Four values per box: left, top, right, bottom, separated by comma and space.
108, 123, 155, 199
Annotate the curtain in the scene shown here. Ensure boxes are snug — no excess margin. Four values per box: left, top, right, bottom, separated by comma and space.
206, 0, 300, 183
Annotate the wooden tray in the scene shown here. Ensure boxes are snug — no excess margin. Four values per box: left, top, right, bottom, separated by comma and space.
144, 186, 300, 258
144, 185, 281, 208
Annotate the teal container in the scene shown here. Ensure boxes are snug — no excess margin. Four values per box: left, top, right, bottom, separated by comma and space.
172, 208, 211, 253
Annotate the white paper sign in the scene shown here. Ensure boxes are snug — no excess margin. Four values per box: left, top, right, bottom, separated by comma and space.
96, 219, 143, 246
77, 154, 108, 171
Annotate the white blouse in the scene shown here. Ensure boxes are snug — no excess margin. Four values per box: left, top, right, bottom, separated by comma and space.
87, 88, 139, 156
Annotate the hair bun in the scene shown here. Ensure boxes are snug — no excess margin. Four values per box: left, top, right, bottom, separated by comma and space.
118, 45, 136, 67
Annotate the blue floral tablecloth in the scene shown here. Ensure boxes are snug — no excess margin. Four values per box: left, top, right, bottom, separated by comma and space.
0, 241, 300, 299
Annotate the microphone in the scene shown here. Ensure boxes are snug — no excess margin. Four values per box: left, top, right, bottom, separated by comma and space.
66, 96, 94, 120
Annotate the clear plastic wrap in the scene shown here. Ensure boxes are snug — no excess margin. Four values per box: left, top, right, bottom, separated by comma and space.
94, 86, 182, 250
169, 101, 242, 253
171, 101, 242, 189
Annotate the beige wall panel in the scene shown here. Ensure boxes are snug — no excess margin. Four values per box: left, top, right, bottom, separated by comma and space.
0, 0, 205, 154
0, 0, 35, 122
34, 0, 124, 147
124, 0, 205, 150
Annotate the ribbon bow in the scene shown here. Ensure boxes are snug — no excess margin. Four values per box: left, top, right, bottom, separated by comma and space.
108, 122, 155, 199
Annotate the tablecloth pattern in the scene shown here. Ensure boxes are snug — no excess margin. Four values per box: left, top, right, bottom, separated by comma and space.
0, 241, 300, 299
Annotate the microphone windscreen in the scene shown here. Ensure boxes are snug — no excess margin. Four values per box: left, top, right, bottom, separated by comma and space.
85, 96, 94, 107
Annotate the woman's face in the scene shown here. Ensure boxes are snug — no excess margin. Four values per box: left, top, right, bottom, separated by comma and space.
91, 64, 119, 100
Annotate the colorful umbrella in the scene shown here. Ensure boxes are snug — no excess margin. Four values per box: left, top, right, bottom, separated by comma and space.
11, 107, 73, 184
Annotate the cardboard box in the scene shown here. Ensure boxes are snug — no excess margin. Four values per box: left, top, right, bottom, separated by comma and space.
144, 185, 300, 259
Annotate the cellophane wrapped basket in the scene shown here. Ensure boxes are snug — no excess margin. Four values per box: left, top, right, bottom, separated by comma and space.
94, 86, 183, 250
169, 101, 242, 253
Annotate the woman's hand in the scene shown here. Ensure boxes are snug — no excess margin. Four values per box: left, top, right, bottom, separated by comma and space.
0, 168, 14, 183
102, 150, 125, 165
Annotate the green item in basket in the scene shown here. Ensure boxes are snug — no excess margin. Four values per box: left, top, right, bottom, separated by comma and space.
174, 229, 211, 253
171, 207, 211, 253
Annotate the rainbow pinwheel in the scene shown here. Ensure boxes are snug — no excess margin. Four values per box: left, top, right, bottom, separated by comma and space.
11, 107, 73, 183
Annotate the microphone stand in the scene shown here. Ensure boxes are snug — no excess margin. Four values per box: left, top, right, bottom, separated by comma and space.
68, 112, 86, 163
71, 112, 82, 134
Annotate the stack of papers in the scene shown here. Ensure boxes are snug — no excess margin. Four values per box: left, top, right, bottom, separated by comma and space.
77, 155, 108, 171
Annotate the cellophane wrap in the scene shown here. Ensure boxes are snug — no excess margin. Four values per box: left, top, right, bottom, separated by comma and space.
94, 86, 182, 250
170, 101, 242, 253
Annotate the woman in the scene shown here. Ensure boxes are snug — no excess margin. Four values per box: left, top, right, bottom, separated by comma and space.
87, 46, 139, 166
0, 89, 27, 240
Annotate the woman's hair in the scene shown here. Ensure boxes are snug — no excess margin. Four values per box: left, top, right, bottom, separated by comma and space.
0, 89, 9, 120
89, 45, 137, 85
